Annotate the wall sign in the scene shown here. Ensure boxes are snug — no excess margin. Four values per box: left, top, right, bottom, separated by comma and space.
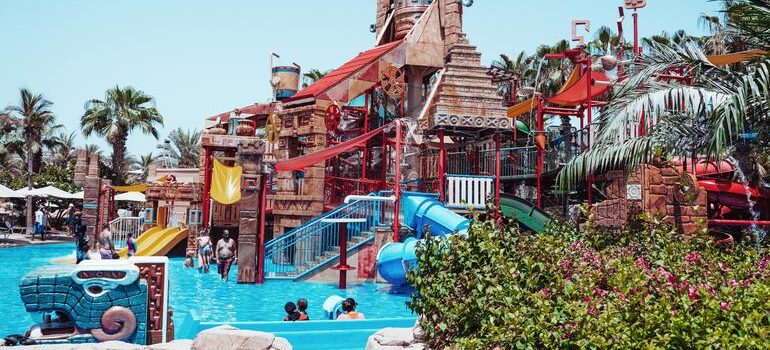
627, 184, 642, 200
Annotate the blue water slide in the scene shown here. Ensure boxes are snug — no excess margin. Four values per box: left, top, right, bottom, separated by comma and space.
376, 192, 470, 286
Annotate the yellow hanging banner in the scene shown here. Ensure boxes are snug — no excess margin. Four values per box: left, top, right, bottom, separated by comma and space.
210, 159, 242, 205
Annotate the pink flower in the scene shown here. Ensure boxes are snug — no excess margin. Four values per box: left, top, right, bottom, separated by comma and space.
684, 252, 701, 265
759, 256, 770, 271
720, 301, 732, 311
594, 287, 609, 297
635, 257, 650, 270
719, 262, 729, 272
587, 306, 597, 315
729, 279, 739, 287
688, 286, 699, 300
540, 288, 550, 298
743, 279, 751, 287
670, 308, 677, 316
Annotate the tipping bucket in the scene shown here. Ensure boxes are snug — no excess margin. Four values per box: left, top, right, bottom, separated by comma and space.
272, 66, 300, 101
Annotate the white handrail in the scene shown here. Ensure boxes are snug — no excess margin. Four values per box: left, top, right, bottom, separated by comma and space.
110, 216, 143, 249
343, 195, 396, 204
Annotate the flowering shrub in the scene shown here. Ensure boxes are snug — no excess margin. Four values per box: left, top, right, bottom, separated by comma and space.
406, 215, 770, 349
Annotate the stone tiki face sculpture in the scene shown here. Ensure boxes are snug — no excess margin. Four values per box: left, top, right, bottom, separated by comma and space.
18, 260, 155, 345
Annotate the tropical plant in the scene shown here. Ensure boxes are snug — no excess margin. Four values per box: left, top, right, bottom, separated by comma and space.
302, 68, 330, 87
2, 89, 59, 228
725, 0, 770, 49
408, 211, 770, 349
81, 86, 163, 184
558, 42, 770, 189
157, 128, 201, 168
533, 39, 574, 98
491, 52, 534, 103
134, 152, 158, 181
49, 131, 77, 167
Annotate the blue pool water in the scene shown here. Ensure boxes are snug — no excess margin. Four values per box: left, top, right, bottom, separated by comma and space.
0, 244, 415, 337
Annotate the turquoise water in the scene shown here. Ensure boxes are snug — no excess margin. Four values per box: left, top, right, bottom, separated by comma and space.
0, 243, 76, 335
0, 244, 414, 336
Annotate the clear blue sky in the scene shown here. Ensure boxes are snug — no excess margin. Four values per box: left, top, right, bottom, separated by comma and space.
0, 0, 722, 157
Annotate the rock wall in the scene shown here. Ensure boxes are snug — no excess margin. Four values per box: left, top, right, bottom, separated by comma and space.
593, 165, 707, 234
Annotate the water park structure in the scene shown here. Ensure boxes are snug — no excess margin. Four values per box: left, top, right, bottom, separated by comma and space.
11, 0, 770, 348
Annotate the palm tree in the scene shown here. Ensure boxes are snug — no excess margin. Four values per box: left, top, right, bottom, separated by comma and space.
491, 52, 534, 103
81, 86, 163, 184
50, 131, 77, 167
2, 89, 57, 230
557, 42, 770, 188
725, 0, 770, 49
532, 39, 574, 98
302, 69, 330, 87
134, 152, 158, 181
157, 128, 201, 168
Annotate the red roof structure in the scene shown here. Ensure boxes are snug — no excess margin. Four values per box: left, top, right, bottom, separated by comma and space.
285, 40, 403, 102
207, 103, 275, 123
546, 70, 612, 106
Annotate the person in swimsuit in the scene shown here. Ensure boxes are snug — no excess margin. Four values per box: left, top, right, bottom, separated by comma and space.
197, 229, 212, 273
214, 229, 237, 281
337, 298, 365, 320
126, 232, 137, 257
297, 298, 309, 321
98, 224, 115, 259
283, 302, 301, 321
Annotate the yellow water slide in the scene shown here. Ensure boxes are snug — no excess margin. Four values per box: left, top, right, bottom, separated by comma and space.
118, 226, 189, 258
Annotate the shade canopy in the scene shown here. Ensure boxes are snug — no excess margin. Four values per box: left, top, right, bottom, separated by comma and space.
15, 186, 79, 199
114, 191, 146, 202
0, 185, 25, 198
72, 191, 84, 200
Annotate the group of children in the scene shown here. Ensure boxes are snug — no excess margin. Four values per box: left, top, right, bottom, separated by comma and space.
283, 297, 365, 321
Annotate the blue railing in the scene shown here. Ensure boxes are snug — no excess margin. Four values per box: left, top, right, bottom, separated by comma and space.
263, 193, 392, 279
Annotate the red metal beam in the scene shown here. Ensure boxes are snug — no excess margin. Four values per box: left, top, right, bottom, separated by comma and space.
709, 219, 770, 227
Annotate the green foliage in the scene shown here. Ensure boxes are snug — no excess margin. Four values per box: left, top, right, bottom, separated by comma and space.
407, 215, 770, 349
0, 165, 78, 192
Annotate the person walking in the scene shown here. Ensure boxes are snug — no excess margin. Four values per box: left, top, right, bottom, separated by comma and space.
66, 204, 77, 236
98, 224, 115, 259
34, 206, 45, 241
214, 229, 237, 281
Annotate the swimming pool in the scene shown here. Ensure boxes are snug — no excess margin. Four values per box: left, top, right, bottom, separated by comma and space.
0, 244, 415, 340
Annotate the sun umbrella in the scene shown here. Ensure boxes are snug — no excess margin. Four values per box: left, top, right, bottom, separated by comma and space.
16, 186, 78, 199
0, 185, 24, 198
114, 191, 146, 202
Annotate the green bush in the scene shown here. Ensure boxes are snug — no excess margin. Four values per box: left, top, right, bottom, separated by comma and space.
407, 215, 770, 349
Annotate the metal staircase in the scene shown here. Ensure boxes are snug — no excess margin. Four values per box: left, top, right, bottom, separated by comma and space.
263, 193, 394, 280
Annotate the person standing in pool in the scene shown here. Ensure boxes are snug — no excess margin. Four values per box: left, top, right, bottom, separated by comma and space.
297, 298, 309, 321
197, 229, 212, 273
98, 224, 115, 259
126, 232, 137, 258
214, 229, 237, 281
75, 225, 89, 264
337, 298, 365, 320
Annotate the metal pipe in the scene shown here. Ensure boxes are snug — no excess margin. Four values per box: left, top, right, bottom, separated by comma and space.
438, 129, 446, 202
633, 10, 639, 57
586, 61, 594, 206
393, 120, 403, 241
343, 195, 396, 204
708, 219, 770, 227
536, 97, 544, 209
201, 147, 213, 229
494, 133, 501, 210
